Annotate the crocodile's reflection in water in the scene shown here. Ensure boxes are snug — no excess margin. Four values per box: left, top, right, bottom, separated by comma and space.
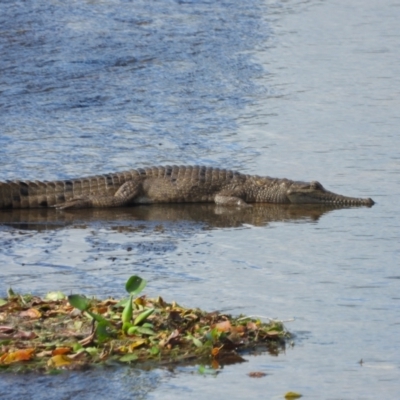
0, 203, 354, 232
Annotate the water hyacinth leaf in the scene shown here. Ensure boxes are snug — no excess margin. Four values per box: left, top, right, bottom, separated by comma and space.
135, 327, 155, 336
73, 343, 83, 352
96, 321, 113, 343
125, 276, 147, 296
114, 297, 129, 308
85, 311, 110, 326
68, 295, 90, 311
133, 308, 155, 326
119, 353, 138, 363
127, 326, 138, 335
193, 338, 203, 348
122, 295, 133, 324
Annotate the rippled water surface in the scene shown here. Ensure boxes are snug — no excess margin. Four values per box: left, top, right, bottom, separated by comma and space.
1, 0, 399, 399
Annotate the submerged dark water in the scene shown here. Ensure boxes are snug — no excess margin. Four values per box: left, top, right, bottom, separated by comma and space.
1, 0, 400, 399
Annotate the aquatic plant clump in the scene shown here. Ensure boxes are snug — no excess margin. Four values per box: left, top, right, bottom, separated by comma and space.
0, 277, 290, 373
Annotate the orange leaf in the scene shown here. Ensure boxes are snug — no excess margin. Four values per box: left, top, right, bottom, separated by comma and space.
47, 354, 72, 368
211, 359, 220, 369
246, 321, 258, 330
211, 347, 220, 357
214, 320, 231, 332
231, 325, 245, 334
52, 347, 71, 356
129, 339, 146, 350
0, 348, 35, 364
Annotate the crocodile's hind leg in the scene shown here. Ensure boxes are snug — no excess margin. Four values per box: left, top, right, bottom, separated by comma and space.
214, 194, 251, 207
55, 180, 142, 209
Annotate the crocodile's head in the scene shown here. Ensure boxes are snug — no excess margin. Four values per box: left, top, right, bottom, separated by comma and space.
286, 181, 374, 206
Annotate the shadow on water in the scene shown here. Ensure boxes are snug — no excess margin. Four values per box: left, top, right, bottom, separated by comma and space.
0, 203, 352, 232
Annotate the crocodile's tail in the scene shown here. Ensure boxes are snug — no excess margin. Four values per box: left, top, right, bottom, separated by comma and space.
0, 173, 131, 209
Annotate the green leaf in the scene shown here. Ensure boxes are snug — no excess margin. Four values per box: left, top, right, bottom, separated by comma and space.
193, 338, 203, 348
85, 347, 99, 357
68, 295, 90, 311
114, 297, 129, 308
134, 308, 155, 326
119, 353, 138, 363
0, 298, 7, 306
198, 365, 217, 375
122, 294, 133, 325
149, 346, 159, 356
45, 291, 66, 301
125, 276, 147, 296
127, 326, 138, 335
85, 310, 110, 326
135, 327, 155, 336
73, 343, 83, 352
187, 334, 203, 348
7, 288, 16, 298
96, 321, 113, 343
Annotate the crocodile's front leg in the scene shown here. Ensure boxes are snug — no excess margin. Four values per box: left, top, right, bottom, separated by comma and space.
55, 180, 142, 209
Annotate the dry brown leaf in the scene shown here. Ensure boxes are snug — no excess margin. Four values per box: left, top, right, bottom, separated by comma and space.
266, 330, 280, 337
246, 321, 258, 330
0, 326, 14, 333
79, 332, 95, 346
36, 350, 53, 358
14, 330, 37, 340
159, 329, 181, 348
248, 371, 267, 378
20, 308, 42, 319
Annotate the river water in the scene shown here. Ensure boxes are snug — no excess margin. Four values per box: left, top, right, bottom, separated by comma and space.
0, 0, 399, 399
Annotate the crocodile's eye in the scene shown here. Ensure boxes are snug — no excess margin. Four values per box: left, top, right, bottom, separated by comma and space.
310, 181, 324, 190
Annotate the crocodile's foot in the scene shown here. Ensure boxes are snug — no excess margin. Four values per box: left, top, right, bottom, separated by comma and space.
54, 198, 94, 210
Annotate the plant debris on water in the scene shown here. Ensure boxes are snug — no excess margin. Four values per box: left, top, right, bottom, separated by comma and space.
0, 276, 291, 373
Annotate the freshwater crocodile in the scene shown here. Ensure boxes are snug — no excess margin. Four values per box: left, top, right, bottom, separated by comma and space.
0, 165, 374, 209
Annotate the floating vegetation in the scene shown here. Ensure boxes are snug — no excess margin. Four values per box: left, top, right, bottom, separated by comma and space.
0, 276, 291, 373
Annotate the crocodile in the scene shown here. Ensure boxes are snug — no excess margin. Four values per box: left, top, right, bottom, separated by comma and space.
0, 165, 374, 209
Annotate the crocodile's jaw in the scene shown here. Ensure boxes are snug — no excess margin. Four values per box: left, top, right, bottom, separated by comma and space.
286, 181, 374, 206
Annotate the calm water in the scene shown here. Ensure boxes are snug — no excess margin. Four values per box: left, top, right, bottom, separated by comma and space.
1, 0, 399, 399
